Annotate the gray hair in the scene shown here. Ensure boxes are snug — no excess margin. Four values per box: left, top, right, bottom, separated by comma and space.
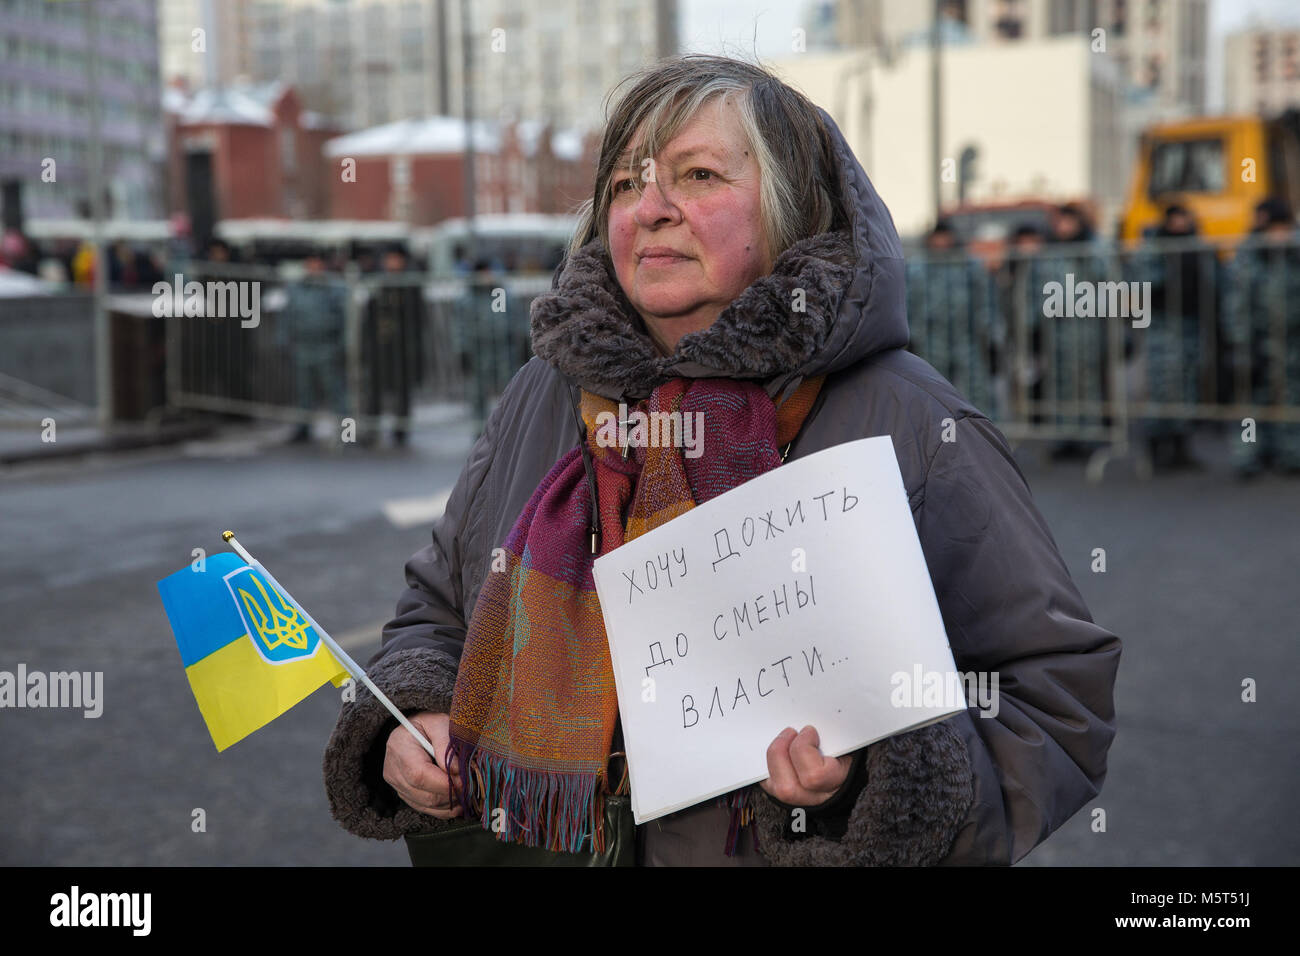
568, 55, 847, 261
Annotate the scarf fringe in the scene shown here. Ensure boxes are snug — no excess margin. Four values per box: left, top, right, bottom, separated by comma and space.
449, 737, 605, 854
717, 787, 760, 856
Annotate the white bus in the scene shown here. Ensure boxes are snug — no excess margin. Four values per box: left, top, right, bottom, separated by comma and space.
412, 213, 577, 276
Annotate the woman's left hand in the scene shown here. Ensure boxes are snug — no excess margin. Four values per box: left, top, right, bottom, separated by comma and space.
759, 725, 854, 806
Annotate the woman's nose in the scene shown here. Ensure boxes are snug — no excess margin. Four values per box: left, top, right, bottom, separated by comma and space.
633, 178, 682, 228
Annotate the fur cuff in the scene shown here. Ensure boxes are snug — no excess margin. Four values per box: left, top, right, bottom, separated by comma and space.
322, 645, 462, 840
750, 718, 974, 866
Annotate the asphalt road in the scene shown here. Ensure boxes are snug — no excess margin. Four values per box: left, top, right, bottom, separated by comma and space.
0, 421, 1296, 865
0, 422, 477, 866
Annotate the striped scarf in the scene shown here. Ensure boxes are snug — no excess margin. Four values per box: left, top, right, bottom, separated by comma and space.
446, 374, 825, 855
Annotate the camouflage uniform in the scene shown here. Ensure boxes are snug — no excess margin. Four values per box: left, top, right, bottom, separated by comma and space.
906, 252, 1001, 419
1132, 239, 1218, 445
362, 280, 425, 442
1029, 241, 1110, 438
996, 250, 1072, 429
282, 276, 348, 418
1223, 232, 1300, 471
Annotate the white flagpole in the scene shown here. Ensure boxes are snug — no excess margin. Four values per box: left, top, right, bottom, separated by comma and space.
220, 531, 445, 768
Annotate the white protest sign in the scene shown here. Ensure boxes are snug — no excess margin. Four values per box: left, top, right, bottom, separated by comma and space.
591, 435, 966, 824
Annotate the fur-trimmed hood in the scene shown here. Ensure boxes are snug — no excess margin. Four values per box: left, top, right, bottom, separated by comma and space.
529, 108, 910, 403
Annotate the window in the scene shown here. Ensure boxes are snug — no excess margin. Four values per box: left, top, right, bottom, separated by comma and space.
1048, 0, 1077, 35
280, 126, 296, 172
1283, 35, 1298, 81
1145, 53, 1163, 88
1147, 138, 1224, 197
993, 0, 1024, 40
391, 154, 410, 187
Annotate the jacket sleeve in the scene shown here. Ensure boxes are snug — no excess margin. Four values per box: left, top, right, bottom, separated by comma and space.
751, 410, 1119, 866
321, 389, 509, 841
917, 412, 1120, 864
750, 717, 974, 866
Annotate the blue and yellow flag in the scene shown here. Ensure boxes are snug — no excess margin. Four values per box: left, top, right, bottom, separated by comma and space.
157, 552, 349, 752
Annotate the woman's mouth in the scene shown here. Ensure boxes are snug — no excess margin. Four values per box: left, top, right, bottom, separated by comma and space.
641, 256, 689, 267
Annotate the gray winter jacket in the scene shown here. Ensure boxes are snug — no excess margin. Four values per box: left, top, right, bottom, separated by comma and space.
322, 109, 1120, 866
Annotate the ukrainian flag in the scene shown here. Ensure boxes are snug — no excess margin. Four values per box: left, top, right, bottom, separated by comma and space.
158, 552, 349, 752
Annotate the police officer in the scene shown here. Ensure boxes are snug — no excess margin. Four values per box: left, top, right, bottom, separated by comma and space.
997, 222, 1056, 427
285, 253, 347, 444
1137, 205, 1213, 470
906, 219, 1001, 418
362, 245, 424, 447
1224, 198, 1300, 476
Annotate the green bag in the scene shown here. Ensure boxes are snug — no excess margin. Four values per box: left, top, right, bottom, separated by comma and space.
404, 792, 637, 867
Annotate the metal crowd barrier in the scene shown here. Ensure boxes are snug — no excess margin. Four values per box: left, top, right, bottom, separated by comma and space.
162, 235, 1300, 475
163, 261, 548, 437
0, 292, 98, 425
906, 234, 1300, 478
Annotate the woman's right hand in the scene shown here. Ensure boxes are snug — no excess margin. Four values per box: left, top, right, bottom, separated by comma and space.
383, 711, 464, 819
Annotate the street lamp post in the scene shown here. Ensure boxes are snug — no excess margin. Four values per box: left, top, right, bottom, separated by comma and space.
931, 0, 944, 228
86, 0, 110, 428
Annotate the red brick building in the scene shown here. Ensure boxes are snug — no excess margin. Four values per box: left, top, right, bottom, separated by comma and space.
164, 80, 342, 223
323, 116, 598, 225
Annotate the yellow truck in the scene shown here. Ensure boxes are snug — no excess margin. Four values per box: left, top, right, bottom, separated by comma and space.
1119, 109, 1300, 243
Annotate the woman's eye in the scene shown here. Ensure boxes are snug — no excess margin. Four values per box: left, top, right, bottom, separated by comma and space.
690, 168, 714, 182
613, 178, 634, 194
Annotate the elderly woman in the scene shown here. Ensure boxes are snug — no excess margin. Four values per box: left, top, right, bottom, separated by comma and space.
323, 55, 1120, 866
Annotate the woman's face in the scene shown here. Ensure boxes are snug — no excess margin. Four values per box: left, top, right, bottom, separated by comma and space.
607, 98, 772, 355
